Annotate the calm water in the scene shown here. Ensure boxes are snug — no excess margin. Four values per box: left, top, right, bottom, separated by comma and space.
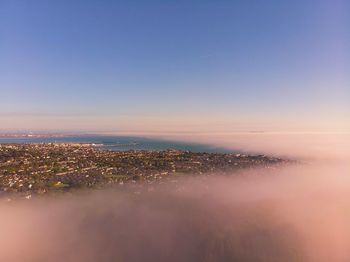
0, 136, 232, 153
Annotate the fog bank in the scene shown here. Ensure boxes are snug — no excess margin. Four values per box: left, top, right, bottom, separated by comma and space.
1, 133, 350, 261
158, 132, 350, 161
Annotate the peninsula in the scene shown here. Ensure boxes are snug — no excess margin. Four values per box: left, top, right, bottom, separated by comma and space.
0, 143, 289, 199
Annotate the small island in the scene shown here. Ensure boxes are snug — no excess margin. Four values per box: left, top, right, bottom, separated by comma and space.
0, 143, 289, 199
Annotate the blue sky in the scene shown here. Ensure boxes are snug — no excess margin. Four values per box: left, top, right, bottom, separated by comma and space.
0, 0, 349, 133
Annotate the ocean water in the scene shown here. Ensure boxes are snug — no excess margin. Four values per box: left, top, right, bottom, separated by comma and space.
0, 136, 232, 153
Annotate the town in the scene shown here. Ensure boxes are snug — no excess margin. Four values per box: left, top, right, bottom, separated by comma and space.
0, 143, 289, 199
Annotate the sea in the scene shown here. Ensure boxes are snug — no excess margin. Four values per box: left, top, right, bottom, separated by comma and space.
0, 135, 232, 153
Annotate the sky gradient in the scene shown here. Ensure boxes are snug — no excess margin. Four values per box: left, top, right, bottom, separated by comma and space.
1, 0, 349, 133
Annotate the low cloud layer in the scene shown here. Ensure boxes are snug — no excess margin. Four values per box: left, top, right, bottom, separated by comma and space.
1, 133, 350, 261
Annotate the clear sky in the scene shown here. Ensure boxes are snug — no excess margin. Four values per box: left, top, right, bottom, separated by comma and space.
1, 0, 349, 133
